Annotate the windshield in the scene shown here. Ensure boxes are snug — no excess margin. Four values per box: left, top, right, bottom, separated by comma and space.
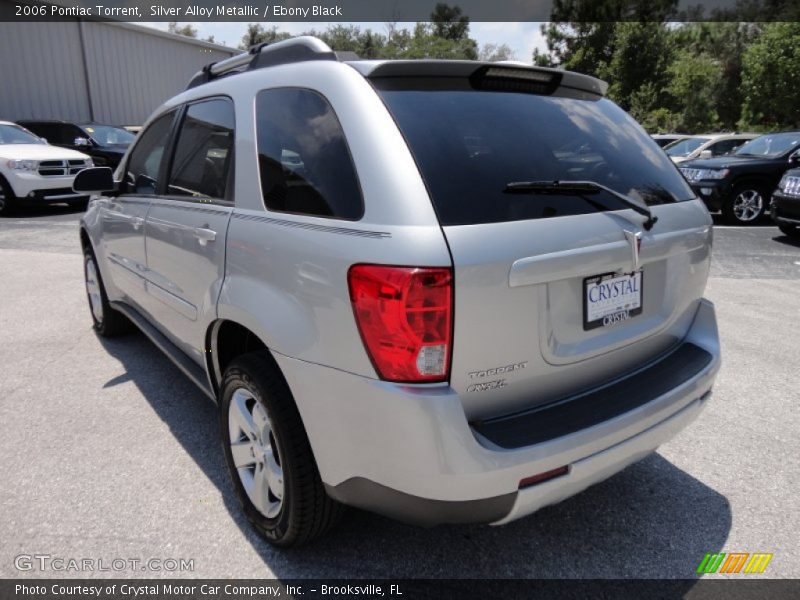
377, 86, 694, 226
0, 124, 44, 145
83, 124, 135, 146
665, 138, 709, 157
734, 132, 800, 158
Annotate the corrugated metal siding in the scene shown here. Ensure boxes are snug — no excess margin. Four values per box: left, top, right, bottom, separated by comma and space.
0, 21, 92, 122
0, 18, 235, 125
81, 22, 234, 125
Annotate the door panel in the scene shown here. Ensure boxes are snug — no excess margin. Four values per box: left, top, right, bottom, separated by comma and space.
100, 197, 150, 305
142, 201, 232, 365
141, 98, 236, 366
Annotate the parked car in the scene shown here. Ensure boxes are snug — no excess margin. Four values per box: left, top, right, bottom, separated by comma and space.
664, 133, 758, 164
771, 168, 800, 239
0, 121, 92, 215
17, 120, 135, 169
679, 131, 800, 224
75, 37, 721, 546
651, 133, 690, 148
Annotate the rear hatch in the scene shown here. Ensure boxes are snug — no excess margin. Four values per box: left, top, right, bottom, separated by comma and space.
373, 67, 713, 420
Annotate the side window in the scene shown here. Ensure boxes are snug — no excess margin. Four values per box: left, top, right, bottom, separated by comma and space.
255, 88, 363, 220
166, 99, 235, 201
49, 125, 79, 145
711, 139, 739, 156
26, 123, 55, 142
124, 112, 174, 196
63, 125, 86, 145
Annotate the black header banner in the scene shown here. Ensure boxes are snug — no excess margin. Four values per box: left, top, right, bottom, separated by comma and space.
2, 0, 800, 22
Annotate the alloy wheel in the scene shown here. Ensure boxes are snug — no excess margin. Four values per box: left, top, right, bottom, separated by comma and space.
228, 388, 284, 518
84, 257, 104, 323
732, 189, 764, 222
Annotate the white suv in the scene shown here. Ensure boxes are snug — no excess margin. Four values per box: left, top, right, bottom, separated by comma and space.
0, 121, 92, 215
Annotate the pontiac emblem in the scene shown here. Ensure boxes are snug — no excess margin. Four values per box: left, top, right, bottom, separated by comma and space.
623, 229, 643, 272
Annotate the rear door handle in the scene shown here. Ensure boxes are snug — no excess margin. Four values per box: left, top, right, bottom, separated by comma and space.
193, 227, 217, 245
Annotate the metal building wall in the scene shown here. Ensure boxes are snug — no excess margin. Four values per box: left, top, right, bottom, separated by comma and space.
0, 16, 235, 125
81, 22, 234, 125
0, 21, 93, 122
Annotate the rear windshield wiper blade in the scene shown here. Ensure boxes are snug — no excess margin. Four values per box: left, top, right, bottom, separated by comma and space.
503, 179, 659, 230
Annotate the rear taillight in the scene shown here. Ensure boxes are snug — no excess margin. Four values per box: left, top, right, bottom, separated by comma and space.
348, 265, 453, 383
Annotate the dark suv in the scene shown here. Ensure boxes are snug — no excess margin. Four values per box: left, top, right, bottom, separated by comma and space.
772, 168, 800, 239
17, 120, 135, 169
679, 131, 800, 224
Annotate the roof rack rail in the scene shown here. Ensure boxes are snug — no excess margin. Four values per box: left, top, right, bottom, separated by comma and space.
187, 36, 358, 89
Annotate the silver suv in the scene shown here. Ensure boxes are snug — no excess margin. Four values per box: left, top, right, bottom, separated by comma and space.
75, 37, 721, 546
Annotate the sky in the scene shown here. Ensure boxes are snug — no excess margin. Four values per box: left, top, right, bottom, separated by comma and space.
142, 21, 548, 62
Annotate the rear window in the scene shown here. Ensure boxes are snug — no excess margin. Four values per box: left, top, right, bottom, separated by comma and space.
376, 86, 694, 226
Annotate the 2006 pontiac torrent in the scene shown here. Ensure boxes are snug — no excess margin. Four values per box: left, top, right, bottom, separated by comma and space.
75, 37, 721, 546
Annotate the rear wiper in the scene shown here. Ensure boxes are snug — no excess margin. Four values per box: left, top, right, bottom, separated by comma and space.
503, 180, 658, 230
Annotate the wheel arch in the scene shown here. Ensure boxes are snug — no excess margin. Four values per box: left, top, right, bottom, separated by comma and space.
728, 174, 773, 194
206, 319, 279, 397
79, 226, 92, 253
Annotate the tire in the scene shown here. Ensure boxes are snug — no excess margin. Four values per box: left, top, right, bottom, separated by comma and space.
0, 176, 17, 216
722, 183, 769, 225
778, 223, 800, 239
83, 248, 131, 336
220, 352, 343, 546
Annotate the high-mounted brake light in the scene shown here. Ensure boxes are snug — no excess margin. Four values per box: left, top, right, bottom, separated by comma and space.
348, 265, 453, 383
484, 67, 555, 83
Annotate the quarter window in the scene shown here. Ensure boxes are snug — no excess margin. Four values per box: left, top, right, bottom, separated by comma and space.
255, 88, 363, 220
167, 99, 235, 201
124, 112, 175, 195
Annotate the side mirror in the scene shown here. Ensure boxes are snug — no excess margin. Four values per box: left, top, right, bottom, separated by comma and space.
40, 137, 48, 144
74, 137, 91, 147
789, 153, 800, 165
73, 167, 116, 193
699, 150, 713, 159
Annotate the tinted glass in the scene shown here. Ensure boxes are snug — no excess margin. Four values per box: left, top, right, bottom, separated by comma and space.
378, 88, 694, 226
125, 112, 174, 195
167, 99, 235, 201
665, 138, 709, 156
83, 125, 135, 146
709, 139, 740, 156
0, 124, 43, 144
255, 88, 363, 220
734, 132, 800, 158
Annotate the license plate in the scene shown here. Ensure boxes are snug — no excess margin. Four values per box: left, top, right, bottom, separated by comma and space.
583, 271, 643, 330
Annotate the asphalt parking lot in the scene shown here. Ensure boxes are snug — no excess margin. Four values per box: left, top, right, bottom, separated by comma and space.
0, 206, 798, 580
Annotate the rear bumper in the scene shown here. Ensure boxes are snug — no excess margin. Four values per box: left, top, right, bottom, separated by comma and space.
274, 298, 720, 526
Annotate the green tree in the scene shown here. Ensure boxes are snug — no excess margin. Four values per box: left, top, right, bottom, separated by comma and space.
666, 50, 723, 131
671, 23, 761, 129
167, 22, 197, 38
740, 22, 800, 129
603, 22, 674, 111
430, 3, 470, 41
240, 24, 291, 49
533, 0, 677, 77
479, 43, 515, 62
